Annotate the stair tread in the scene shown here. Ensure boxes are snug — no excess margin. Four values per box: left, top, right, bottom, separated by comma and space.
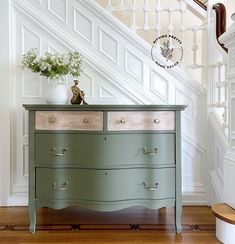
212, 203, 235, 224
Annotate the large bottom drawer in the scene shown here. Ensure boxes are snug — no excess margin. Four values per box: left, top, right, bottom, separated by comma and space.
36, 167, 175, 201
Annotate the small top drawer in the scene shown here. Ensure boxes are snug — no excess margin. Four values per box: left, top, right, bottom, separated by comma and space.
35, 111, 103, 131
107, 111, 175, 131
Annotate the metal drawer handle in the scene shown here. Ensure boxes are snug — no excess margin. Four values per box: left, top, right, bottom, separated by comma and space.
120, 119, 126, 124
142, 147, 158, 155
51, 147, 68, 156
52, 181, 69, 191
154, 118, 160, 124
143, 182, 159, 191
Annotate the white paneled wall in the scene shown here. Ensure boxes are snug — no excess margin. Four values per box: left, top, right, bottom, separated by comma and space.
2, 0, 208, 205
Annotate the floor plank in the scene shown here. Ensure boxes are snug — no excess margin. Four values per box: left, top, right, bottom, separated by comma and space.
0, 206, 221, 243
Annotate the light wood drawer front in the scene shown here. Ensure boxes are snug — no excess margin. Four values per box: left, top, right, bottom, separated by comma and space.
107, 111, 175, 131
36, 168, 175, 201
35, 111, 103, 131
35, 133, 175, 167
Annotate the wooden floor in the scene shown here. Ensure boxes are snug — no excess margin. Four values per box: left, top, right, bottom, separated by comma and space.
0, 206, 221, 243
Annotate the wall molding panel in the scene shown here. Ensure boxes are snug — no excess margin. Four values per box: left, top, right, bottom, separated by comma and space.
99, 27, 119, 64
125, 49, 143, 83
5, 0, 208, 205
150, 70, 169, 103
73, 8, 93, 44
48, 0, 67, 24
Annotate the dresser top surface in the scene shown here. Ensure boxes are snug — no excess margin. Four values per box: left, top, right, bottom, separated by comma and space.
23, 104, 187, 111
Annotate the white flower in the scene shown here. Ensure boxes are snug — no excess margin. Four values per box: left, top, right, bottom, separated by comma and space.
22, 48, 84, 82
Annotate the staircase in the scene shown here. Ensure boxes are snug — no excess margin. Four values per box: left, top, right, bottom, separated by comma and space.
96, 0, 232, 206
3, 0, 232, 206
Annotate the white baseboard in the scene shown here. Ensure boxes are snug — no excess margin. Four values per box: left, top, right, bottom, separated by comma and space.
182, 192, 208, 205
5, 194, 28, 206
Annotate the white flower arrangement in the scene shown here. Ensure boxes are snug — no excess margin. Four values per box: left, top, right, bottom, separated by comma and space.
22, 48, 83, 85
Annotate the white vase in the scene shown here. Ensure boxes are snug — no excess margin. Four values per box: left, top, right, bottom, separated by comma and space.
45, 81, 68, 104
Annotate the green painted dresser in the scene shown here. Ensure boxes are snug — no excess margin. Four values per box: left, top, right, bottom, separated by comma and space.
23, 104, 186, 233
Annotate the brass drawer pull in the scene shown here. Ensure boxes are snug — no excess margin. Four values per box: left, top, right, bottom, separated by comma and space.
83, 118, 89, 123
120, 119, 126, 124
154, 118, 160, 124
48, 117, 56, 123
52, 181, 69, 191
143, 182, 159, 191
142, 147, 158, 155
51, 147, 68, 156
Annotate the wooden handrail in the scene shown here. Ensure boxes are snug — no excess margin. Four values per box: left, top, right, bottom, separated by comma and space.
193, 1, 227, 52
213, 3, 228, 52
193, 0, 207, 11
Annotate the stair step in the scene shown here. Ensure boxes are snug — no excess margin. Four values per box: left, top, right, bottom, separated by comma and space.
212, 203, 235, 224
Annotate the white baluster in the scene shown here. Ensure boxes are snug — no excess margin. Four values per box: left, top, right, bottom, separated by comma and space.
192, 26, 199, 69
155, 0, 161, 36
224, 65, 228, 126
143, 0, 150, 30
217, 62, 222, 104
219, 62, 228, 127
168, 7, 174, 37
131, 0, 137, 32
106, 0, 112, 12
119, 0, 124, 8
117, 0, 125, 11
180, 0, 186, 55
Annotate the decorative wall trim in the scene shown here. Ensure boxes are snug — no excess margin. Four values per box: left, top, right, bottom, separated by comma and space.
125, 49, 143, 83
79, 71, 93, 98
210, 170, 224, 202
150, 70, 168, 102
208, 112, 229, 149
48, 0, 67, 24
21, 23, 41, 54
99, 27, 119, 64
175, 88, 195, 122
99, 85, 116, 99
73, 7, 93, 45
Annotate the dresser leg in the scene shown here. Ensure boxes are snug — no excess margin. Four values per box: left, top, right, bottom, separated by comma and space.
29, 205, 36, 233
175, 204, 182, 233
